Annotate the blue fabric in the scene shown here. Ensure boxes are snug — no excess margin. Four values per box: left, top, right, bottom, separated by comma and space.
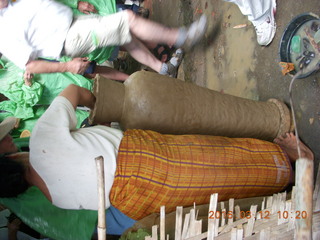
116, 4, 140, 13
106, 206, 136, 235
39, 58, 97, 74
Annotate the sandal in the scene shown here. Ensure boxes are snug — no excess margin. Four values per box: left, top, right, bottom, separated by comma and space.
165, 48, 184, 78
153, 44, 174, 63
137, 7, 149, 19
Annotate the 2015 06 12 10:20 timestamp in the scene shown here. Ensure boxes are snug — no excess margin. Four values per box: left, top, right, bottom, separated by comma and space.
208, 210, 308, 219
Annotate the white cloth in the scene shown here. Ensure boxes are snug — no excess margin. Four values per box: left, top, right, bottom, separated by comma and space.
30, 96, 123, 210
0, 0, 73, 69
64, 11, 132, 57
224, 0, 274, 25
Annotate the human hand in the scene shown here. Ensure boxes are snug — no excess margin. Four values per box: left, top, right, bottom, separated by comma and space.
7, 218, 21, 234
0, 0, 9, 9
23, 71, 34, 87
67, 57, 91, 75
77, 1, 97, 14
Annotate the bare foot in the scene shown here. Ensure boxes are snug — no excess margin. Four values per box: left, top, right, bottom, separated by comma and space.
274, 132, 314, 162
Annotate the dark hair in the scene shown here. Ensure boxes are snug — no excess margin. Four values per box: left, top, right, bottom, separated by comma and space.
0, 155, 29, 197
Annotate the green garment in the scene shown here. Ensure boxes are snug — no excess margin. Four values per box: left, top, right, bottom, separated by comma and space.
0, 57, 91, 134
56, 0, 117, 64
0, 100, 90, 136
13, 137, 29, 151
0, 187, 98, 240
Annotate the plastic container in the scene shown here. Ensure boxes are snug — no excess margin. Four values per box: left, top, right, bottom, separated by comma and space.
279, 13, 320, 78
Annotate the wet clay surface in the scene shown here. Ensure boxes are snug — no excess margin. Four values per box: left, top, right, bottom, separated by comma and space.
142, 0, 320, 176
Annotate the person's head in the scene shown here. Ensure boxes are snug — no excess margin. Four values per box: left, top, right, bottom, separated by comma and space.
0, 117, 18, 155
0, 155, 29, 197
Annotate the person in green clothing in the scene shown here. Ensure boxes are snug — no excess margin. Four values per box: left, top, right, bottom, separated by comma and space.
0, 51, 93, 136
0, 0, 206, 82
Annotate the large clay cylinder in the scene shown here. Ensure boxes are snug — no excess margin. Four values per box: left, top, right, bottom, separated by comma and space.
90, 74, 125, 123
89, 72, 291, 141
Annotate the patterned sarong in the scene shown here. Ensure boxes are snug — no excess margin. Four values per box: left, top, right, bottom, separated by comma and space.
110, 129, 292, 220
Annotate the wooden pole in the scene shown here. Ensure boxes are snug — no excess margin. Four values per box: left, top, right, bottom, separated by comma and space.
175, 206, 183, 240
160, 206, 165, 240
313, 163, 320, 212
295, 158, 314, 240
207, 193, 218, 240
95, 156, 106, 240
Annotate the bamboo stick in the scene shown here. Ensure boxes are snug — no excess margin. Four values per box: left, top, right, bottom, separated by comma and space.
95, 156, 106, 240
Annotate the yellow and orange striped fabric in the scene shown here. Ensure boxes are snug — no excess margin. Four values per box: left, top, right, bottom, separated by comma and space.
110, 129, 292, 220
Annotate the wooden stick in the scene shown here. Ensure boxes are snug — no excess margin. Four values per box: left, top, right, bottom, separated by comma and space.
244, 205, 257, 237
152, 225, 158, 240
207, 193, 218, 240
189, 208, 196, 237
182, 213, 190, 239
195, 220, 202, 236
266, 196, 273, 210
95, 156, 106, 240
230, 228, 237, 240
235, 205, 240, 221
221, 208, 226, 227
160, 206, 165, 240
214, 218, 219, 237
295, 158, 314, 240
228, 199, 234, 225
259, 227, 271, 240
313, 163, 320, 211
175, 206, 183, 240
236, 226, 243, 240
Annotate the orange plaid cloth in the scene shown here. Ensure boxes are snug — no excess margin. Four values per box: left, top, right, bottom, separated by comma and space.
110, 129, 292, 220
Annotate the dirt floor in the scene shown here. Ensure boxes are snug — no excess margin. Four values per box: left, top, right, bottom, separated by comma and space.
138, 0, 320, 177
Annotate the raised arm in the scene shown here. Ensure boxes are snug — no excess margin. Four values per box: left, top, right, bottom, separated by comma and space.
59, 84, 96, 110
24, 58, 91, 86
25, 58, 91, 75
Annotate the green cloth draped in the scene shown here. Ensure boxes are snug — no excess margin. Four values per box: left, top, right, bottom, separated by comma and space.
0, 57, 92, 134
0, 187, 98, 240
